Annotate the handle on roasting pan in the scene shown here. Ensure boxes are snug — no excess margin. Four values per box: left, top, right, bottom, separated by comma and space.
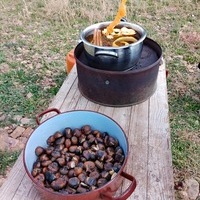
36, 108, 61, 125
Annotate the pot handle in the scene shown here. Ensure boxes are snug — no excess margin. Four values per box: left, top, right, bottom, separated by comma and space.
95, 50, 118, 58
36, 108, 61, 125
102, 171, 136, 200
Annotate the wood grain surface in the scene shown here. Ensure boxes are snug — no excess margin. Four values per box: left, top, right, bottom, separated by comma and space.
0, 61, 175, 200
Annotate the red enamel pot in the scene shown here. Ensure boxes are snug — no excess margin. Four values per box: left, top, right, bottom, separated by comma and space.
23, 108, 136, 200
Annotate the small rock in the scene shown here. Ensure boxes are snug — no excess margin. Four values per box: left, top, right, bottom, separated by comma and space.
19, 136, 28, 145
13, 115, 22, 122
0, 114, 6, 121
178, 191, 189, 200
21, 127, 33, 138
4, 127, 14, 134
5, 125, 16, 134
185, 178, 199, 200
20, 117, 31, 125
10, 126, 25, 139
7, 137, 24, 151
7, 137, 19, 148
0, 130, 9, 151
0, 63, 10, 73
26, 92, 33, 99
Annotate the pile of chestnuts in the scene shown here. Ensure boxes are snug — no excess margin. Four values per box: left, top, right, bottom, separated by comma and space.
31, 125, 125, 194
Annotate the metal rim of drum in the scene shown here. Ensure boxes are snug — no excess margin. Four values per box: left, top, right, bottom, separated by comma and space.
75, 37, 162, 106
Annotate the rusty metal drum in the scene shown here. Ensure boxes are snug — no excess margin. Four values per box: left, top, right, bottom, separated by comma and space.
74, 37, 162, 106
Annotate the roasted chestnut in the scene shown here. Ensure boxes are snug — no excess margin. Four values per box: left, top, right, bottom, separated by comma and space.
32, 125, 125, 194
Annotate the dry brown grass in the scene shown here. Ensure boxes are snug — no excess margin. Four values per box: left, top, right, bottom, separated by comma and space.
44, 0, 118, 25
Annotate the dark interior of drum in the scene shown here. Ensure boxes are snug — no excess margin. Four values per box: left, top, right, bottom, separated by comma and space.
76, 38, 162, 71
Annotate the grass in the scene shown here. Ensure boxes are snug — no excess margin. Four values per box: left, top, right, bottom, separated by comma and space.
170, 95, 200, 168
0, 65, 65, 127
0, 0, 199, 196
0, 151, 21, 175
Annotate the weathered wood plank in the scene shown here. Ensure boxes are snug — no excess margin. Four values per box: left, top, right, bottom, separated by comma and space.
85, 99, 100, 111
0, 60, 175, 200
98, 105, 115, 117
126, 102, 149, 200
147, 61, 174, 199
49, 66, 77, 110
12, 172, 34, 199
111, 106, 133, 196
74, 91, 89, 110
59, 77, 80, 112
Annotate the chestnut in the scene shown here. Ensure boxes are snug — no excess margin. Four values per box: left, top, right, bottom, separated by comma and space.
57, 157, 66, 166
45, 171, 56, 183
115, 153, 125, 163
115, 146, 123, 154
67, 160, 76, 169
81, 125, 92, 135
73, 128, 82, 137
60, 166, 68, 175
83, 150, 90, 160
96, 150, 107, 161
101, 171, 111, 180
54, 131, 63, 139
78, 173, 86, 182
84, 161, 95, 172
65, 139, 71, 148
106, 147, 115, 156
33, 160, 41, 168
64, 127, 73, 139
93, 130, 101, 137
39, 154, 49, 162
69, 145, 77, 153
83, 141, 90, 149
89, 170, 100, 180
34, 173, 45, 184
51, 150, 61, 159
79, 134, 86, 144
95, 160, 104, 170
35, 146, 45, 156
32, 168, 41, 177
68, 177, 80, 189
51, 177, 67, 191
104, 162, 113, 171
46, 146, 54, 155
55, 144, 65, 151
47, 135, 55, 145
32, 124, 125, 194
77, 186, 87, 193
55, 136, 65, 145
74, 167, 83, 176
85, 176, 97, 186
97, 178, 108, 187
41, 160, 52, 167
71, 136, 78, 145
68, 169, 75, 178
48, 162, 59, 173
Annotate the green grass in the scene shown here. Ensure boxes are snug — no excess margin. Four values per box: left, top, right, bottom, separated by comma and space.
0, 52, 5, 63
0, 151, 21, 175
0, 66, 65, 126
170, 94, 200, 169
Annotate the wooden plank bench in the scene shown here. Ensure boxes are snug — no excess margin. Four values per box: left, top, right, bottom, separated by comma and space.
0, 60, 175, 200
